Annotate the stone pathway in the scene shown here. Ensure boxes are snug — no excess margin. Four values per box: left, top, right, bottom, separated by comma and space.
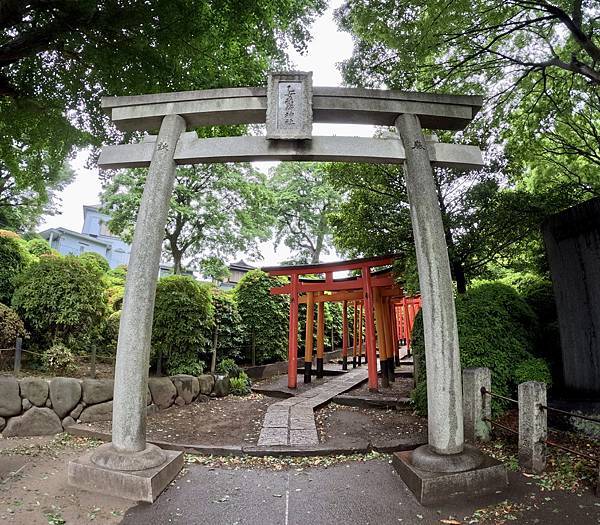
257, 368, 368, 447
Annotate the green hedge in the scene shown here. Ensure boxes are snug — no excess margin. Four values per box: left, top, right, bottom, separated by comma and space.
235, 270, 289, 365
411, 282, 543, 415
151, 275, 214, 375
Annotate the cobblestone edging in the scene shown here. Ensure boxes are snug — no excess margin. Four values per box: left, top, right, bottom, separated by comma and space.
257, 368, 369, 447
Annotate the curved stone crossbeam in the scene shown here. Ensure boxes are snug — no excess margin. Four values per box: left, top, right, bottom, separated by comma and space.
98, 134, 484, 170
102, 86, 482, 132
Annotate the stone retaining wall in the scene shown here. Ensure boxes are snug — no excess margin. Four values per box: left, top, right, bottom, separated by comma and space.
244, 349, 344, 380
0, 373, 230, 438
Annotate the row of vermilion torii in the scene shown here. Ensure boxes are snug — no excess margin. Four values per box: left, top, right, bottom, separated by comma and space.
262, 255, 421, 392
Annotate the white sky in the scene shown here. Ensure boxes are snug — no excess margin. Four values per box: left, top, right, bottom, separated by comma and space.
40, 0, 375, 267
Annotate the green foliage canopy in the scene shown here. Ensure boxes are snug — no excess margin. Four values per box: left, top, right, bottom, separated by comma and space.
102, 164, 273, 273
0, 233, 30, 303
268, 162, 341, 264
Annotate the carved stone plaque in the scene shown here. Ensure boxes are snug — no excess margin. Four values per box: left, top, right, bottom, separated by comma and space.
266, 71, 312, 140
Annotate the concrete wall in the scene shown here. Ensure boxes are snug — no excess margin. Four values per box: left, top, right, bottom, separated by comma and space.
543, 197, 600, 395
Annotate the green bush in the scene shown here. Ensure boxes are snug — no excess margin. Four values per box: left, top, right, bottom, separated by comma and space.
0, 234, 30, 304
41, 343, 77, 374
235, 270, 289, 364
78, 252, 110, 273
106, 285, 125, 312
229, 370, 252, 396
11, 255, 109, 351
207, 291, 244, 361
411, 282, 539, 415
102, 310, 121, 353
26, 238, 54, 257
152, 275, 214, 374
105, 265, 127, 286
0, 303, 27, 348
514, 357, 553, 387
217, 357, 243, 378
165, 351, 205, 376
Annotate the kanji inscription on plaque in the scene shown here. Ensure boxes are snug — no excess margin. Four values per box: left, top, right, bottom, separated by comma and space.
266, 71, 312, 140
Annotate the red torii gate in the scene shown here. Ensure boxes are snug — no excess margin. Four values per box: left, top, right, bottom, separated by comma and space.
263, 255, 415, 392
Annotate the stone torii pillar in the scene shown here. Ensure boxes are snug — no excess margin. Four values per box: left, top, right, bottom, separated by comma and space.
392, 114, 507, 503
68, 114, 186, 502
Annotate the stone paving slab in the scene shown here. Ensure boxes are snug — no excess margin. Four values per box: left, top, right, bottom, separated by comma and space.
256, 368, 368, 449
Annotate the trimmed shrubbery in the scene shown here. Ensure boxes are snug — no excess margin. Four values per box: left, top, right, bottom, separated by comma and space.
235, 269, 289, 365
151, 275, 214, 375
11, 255, 109, 352
411, 281, 542, 415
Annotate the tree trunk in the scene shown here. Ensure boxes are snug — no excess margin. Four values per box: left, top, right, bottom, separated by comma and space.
453, 261, 467, 294
173, 252, 182, 274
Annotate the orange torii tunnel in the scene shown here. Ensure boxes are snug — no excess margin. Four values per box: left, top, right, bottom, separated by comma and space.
262, 255, 421, 392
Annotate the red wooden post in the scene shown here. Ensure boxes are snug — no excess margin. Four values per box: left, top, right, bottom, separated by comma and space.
288, 274, 299, 388
362, 265, 378, 391
403, 298, 411, 355
390, 300, 400, 365
342, 300, 348, 370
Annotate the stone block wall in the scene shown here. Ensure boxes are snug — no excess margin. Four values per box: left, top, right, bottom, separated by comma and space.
0, 373, 230, 438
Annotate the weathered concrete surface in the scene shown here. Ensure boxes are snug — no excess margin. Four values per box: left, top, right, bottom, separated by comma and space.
68, 447, 183, 503
0, 376, 22, 417
119, 459, 598, 525
148, 377, 177, 409
99, 134, 484, 170
102, 85, 482, 132
82, 379, 114, 405
170, 375, 199, 404
110, 112, 186, 455
462, 367, 491, 443
3, 407, 63, 437
396, 113, 464, 456
49, 377, 81, 419
518, 381, 547, 473
19, 377, 49, 407
393, 450, 507, 505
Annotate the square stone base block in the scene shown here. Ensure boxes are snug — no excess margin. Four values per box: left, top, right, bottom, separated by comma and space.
68, 449, 183, 503
393, 450, 507, 505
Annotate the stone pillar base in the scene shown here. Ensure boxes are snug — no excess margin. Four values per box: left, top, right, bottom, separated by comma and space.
393, 445, 507, 505
68, 446, 183, 503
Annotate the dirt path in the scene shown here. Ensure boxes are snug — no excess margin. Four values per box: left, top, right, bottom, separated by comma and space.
0, 434, 133, 524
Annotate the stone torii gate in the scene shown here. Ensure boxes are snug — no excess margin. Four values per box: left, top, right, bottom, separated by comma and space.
69, 71, 506, 504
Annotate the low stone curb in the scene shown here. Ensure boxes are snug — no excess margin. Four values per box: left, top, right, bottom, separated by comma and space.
66, 424, 426, 457
332, 394, 412, 410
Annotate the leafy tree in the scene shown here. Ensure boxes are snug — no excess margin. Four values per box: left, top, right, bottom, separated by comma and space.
0, 1, 325, 230
11, 255, 108, 351
268, 162, 342, 263
151, 275, 214, 375
336, 0, 600, 203
235, 270, 289, 365
78, 252, 110, 273
102, 164, 273, 273
327, 162, 555, 293
200, 257, 232, 284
